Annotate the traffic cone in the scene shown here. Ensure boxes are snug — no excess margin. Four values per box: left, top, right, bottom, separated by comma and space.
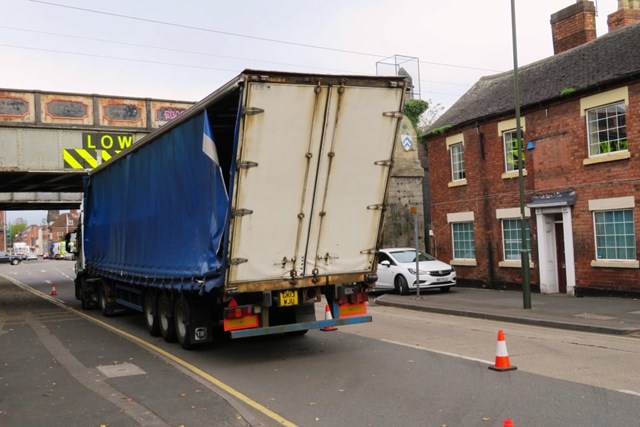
488, 329, 517, 371
504, 419, 515, 427
320, 304, 337, 331
50, 283, 58, 296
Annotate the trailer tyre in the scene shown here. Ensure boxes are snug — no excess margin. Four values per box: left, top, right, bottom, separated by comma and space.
158, 293, 177, 342
174, 297, 193, 350
98, 281, 115, 316
143, 291, 161, 337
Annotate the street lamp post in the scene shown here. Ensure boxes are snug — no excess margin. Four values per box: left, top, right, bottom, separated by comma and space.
511, 0, 531, 309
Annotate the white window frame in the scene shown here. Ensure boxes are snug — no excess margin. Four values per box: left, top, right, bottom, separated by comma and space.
585, 102, 627, 157
446, 133, 467, 187
496, 208, 534, 268
447, 211, 476, 266
581, 87, 631, 165
498, 118, 527, 179
588, 196, 639, 268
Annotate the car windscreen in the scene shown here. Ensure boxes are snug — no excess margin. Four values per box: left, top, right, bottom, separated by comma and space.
390, 250, 436, 263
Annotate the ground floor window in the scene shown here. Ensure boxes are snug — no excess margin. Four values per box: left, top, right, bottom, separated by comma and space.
502, 219, 531, 260
452, 222, 475, 259
594, 209, 636, 260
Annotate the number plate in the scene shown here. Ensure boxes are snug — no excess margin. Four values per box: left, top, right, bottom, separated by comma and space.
436, 277, 448, 282
279, 290, 299, 307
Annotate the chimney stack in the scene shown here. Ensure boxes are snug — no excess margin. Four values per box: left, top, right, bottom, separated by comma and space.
550, 1, 596, 54
608, 0, 640, 31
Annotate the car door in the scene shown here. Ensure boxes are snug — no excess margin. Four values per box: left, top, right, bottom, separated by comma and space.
376, 252, 395, 289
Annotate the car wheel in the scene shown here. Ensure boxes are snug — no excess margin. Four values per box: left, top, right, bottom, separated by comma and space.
440, 286, 451, 293
396, 275, 409, 295
11, 259, 19, 265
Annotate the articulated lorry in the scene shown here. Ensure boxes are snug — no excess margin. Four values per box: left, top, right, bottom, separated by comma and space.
74, 69, 408, 348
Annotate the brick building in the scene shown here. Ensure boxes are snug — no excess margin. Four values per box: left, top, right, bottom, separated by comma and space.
424, 1, 640, 296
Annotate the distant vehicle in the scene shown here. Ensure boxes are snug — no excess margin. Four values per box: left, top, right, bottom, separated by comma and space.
26, 252, 38, 261
43, 253, 50, 260
376, 248, 456, 295
13, 242, 29, 259
0, 251, 22, 265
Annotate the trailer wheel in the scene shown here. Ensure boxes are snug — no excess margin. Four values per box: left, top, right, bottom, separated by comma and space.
98, 281, 115, 316
143, 291, 161, 336
158, 292, 177, 342
174, 297, 193, 350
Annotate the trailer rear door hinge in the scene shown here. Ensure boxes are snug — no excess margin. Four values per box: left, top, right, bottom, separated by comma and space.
360, 249, 377, 255
367, 204, 386, 211
237, 161, 259, 170
229, 258, 248, 265
374, 160, 393, 167
243, 107, 265, 116
383, 111, 403, 118
231, 208, 254, 217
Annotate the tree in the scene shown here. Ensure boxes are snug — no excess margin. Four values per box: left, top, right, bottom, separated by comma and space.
9, 218, 27, 245
404, 99, 445, 138
404, 99, 428, 135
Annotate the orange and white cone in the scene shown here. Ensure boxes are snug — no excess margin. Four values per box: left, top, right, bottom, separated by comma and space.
320, 304, 337, 331
489, 329, 517, 371
50, 283, 58, 296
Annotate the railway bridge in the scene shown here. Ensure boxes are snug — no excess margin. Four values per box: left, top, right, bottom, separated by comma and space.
0, 88, 193, 210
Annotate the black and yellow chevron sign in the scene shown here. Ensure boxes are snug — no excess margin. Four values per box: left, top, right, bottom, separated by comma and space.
63, 149, 122, 170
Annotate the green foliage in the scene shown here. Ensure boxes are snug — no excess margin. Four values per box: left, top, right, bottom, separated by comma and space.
599, 139, 628, 154
507, 138, 525, 169
427, 124, 452, 136
560, 87, 576, 96
404, 99, 428, 130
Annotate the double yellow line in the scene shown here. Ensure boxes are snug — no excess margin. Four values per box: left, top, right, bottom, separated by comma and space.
2, 274, 296, 427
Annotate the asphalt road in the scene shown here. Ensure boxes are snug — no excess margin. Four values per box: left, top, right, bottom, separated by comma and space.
2, 261, 639, 427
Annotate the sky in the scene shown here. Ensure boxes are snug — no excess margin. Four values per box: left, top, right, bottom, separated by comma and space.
2, 0, 620, 225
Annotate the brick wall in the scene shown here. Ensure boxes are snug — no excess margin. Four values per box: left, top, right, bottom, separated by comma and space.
426, 82, 640, 295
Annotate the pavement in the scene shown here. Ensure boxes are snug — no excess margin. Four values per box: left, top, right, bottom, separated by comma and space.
373, 287, 640, 336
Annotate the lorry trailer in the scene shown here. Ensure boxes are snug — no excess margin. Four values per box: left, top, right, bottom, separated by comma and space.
74, 69, 408, 348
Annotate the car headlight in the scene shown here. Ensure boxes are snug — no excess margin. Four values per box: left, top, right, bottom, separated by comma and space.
408, 268, 417, 275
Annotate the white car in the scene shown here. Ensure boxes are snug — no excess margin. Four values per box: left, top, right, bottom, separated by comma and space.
376, 248, 456, 294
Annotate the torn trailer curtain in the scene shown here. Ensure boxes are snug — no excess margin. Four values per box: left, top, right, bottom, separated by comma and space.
82, 112, 230, 291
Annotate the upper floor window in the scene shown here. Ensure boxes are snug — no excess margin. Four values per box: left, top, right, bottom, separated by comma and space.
450, 142, 465, 181
586, 102, 627, 157
503, 129, 525, 172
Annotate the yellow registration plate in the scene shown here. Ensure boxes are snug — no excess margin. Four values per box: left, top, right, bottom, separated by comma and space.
279, 290, 299, 307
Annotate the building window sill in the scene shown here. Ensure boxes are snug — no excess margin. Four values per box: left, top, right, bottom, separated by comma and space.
450, 259, 477, 267
583, 151, 630, 165
448, 179, 467, 188
591, 259, 639, 268
501, 169, 527, 180
499, 260, 535, 268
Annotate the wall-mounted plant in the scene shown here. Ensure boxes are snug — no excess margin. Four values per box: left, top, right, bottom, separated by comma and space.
560, 87, 576, 96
